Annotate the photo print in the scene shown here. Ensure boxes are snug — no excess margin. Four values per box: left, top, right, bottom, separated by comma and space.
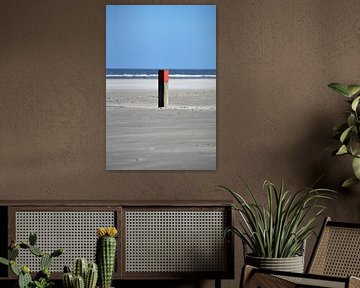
106, 5, 216, 170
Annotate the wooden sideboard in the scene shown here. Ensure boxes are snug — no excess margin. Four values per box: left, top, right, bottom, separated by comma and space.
0, 201, 234, 288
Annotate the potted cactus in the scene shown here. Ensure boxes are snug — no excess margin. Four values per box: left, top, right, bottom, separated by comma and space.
0, 232, 64, 288
96, 227, 118, 288
62, 258, 98, 288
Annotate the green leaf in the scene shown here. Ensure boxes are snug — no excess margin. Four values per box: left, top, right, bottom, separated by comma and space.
333, 122, 348, 132
342, 177, 360, 188
352, 96, 360, 111
328, 83, 351, 97
336, 145, 348, 155
340, 126, 353, 143
347, 114, 356, 128
10, 261, 20, 276
349, 135, 360, 156
352, 157, 360, 179
347, 85, 360, 97
0, 257, 9, 266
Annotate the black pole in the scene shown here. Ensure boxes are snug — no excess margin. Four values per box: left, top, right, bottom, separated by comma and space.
158, 69, 169, 108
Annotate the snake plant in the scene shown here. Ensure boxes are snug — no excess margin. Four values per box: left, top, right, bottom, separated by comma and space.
328, 83, 360, 187
219, 178, 335, 258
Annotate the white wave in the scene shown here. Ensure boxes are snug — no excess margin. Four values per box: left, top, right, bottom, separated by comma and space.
106, 103, 215, 111
106, 74, 158, 78
106, 74, 216, 78
169, 74, 216, 78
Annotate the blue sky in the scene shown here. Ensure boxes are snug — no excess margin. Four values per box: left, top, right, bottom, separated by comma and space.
106, 5, 216, 70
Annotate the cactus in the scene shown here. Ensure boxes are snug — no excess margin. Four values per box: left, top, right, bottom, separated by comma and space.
63, 272, 74, 288
74, 258, 88, 279
19, 271, 32, 288
18, 267, 32, 288
0, 232, 63, 288
96, 227, 118, 288
74, 275, 85, 288
9, 246, 19, 260
64, 265, 72, 273
41, 253, 52, 270
63, 260, 98, 288
85, 263, 98, 288
62, 265, 74, 288
29, 245, 44, 257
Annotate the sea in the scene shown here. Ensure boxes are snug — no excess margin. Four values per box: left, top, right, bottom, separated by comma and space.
106, 68, 216, 79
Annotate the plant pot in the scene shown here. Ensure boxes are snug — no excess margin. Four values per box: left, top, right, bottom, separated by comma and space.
245, 254, 304, 273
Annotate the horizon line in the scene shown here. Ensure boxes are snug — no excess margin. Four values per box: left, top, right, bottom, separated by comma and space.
106, 67, 217, 70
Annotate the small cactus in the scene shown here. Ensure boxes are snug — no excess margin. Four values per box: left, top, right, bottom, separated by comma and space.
74, 275, 85, 288
64, 265, 72, 273
74, 258, 88, 279
63, 259, 98, 288
85, 263, 98, 288
63, 272, 74, 288
62, 265, 74, 288
96, 227, 118, 288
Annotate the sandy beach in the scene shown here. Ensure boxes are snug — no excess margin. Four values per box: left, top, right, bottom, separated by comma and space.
106, 78, 216, 170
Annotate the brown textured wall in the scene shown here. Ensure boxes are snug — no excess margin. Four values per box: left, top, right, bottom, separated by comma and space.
1, 0, 360, 287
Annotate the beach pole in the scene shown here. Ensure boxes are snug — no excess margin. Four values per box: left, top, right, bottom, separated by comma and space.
158, 69, 169, 108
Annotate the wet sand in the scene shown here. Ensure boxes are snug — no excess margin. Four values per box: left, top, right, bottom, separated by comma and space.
106, 78, 216, 170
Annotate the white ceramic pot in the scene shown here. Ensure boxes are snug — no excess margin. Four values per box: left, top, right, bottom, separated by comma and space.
245, 254, 305, 273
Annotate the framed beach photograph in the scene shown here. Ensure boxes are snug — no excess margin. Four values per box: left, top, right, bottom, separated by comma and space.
106, 4, 216, 170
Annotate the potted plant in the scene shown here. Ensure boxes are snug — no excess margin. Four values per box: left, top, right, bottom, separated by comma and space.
219, 178, 334, 273
328, 83, 360, 187
62, 227, 118, 288
0, 232, 64, 288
